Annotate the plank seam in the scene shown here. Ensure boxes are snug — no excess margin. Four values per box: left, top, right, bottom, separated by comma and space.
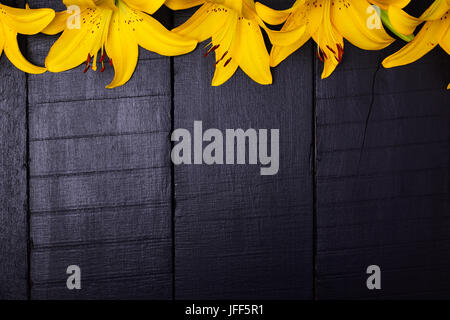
30, 130, 169, 142
25, 48, 32, 302
318, 139, 449, 154
29, 165, 169, 179
29, 93, 171, 107
31, 271, 173, 287
317, 114, 447, 127
30, 201, 170, 215
170, 19, 177, 301
312, 43, 318, 301
316, 86, 444, 100
319, 192, 448, 208
32, 236, 171, 251
317, 166, 448, 181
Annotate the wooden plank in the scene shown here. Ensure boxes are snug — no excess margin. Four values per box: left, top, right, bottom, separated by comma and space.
316, 36, 450, 299
173, 0, 314, 299
0, 0, 28, 300
26, 0, 173, 299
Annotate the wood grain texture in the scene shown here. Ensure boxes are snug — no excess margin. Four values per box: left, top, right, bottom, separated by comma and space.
26, 0, 173, 299
315, 38, 450, 299
172, 0, 314, 299
0, 0, 28, 300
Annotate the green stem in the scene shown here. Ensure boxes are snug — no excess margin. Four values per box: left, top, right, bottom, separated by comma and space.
380, 9, 414, 42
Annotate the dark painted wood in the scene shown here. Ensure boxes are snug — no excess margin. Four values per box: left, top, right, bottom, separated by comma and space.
315, 39, 450, 299
1, 0, 448, 300
26, 0, 173, 299
0, 0, 28, 300
172, 0, 314, 299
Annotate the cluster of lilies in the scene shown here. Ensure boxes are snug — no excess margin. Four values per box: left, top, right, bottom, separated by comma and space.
0, 0, 448, 88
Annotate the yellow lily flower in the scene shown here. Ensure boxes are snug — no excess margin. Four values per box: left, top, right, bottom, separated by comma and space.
0, 3, 54, 74
166, 0, 273, 86
369, 0, 419, 42
44, 0, 197, 88
382, 0, 450, 89
256, 0, 395, 79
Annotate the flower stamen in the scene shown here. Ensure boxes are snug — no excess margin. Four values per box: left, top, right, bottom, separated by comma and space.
224, 57, 232, 67
204, 44, 220, 58
215, 51, 229, 65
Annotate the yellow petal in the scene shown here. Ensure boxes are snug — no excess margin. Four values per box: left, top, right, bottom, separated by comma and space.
321, 53, 339, 79
255, 1, 294, 25
214, 0, 243, 15
265, 24, 307, 47
270, 29, 310, 67
123, 0, 165, 14
332, 1, 394, 51
447, 82, 449, 89
371, 0, 411, 10
313, 0, 343, 79
0, 22, 5, 58
387, 5, 420, 36
307, 4, 324, 37
46, 7, 112, 72
212, 10, 238, 55
165, 0, 205, 10
257, 14, 307, 47
212, 57, 238, 86
132, 9, 197, 56
0, 4, 55, 35
172, 3, 228, 42
42, 11, 70, 35
105, 8, 139, 88
97, 0, 118, 11
211, 11, 239, 85
268, 0, 318, 67
235, 18, 272, 85
3, 26, 46, 73
212, 53, 239, 86
63, 0, 96, 8
439, 27, 450, 54
419, 0, 450, 20
383, 20, 448, 67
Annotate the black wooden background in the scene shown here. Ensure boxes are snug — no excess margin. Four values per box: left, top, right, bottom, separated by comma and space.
0, 0, 448, 299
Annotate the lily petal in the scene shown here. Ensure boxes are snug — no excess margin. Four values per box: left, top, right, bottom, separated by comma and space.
419, 0, 450, 20
0, 22, 5, 58
372, 0, 411, 10
332, 1, 394, 51
3, 26, 46, 73
172, 3, 228, 42
1, 5, 54, 35
123, 0, 165, 14
97, 0, 117, 11
314, 0, 343, 79
439, 24, 450, 54
105, 7, 139, 88
387, 5, 420, 36
321, 51, 339, 78
211, 57, 239, 86
46, 7, 112, 72
255, 1, 295, 25
165, 0, 205, 10
270, 29, 310, 67
383, 20, 448, 67
42, 11, 70, 35
215, 0, 243, 15
132, 9, 197, 56
63, 0, 97, 8
236, 18, 272, 85
209, 11, 239, 85
258, 15, 307, 47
